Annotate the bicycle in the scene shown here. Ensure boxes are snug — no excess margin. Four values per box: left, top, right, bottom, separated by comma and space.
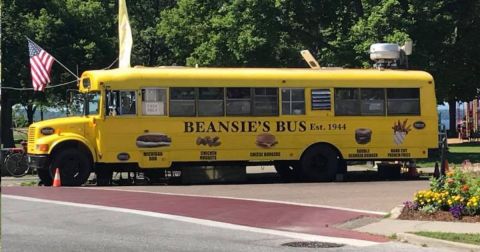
2, 141, 29, 177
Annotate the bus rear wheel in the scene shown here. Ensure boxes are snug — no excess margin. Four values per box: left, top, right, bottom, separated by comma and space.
300, 145, 338, 182
50, 148, 91, 186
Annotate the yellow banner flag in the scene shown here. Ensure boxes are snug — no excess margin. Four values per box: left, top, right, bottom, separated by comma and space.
119, 0, 132, 68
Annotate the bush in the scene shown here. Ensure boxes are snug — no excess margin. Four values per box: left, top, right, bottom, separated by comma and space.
409, 168, 480, 219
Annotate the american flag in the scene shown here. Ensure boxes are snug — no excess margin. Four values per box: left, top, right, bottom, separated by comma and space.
28, 39, 54, 91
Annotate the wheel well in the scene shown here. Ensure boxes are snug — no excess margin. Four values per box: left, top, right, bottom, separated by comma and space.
301, 142, 344, 161
50, 140, 93, 164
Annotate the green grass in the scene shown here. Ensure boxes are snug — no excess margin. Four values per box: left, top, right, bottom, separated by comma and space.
20, 181, 38, 186
417, 142, 480, 168
413, 232, 480, 245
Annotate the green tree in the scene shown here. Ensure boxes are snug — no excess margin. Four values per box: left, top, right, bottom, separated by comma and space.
158, 0, 286, 66
1, 0, 117, 147
128, 0, 176, 66
342, 0, 480, 135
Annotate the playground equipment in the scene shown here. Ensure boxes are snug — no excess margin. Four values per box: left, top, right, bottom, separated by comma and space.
457, 99, 480, 141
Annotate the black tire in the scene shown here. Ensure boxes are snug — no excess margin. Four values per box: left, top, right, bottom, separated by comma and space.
5, 153, 29, 177
38, 169, 53, 186
300, 145, 339, 182
274, 161, 300, 182
50, 148, 92, 186
338, 158, 347, 174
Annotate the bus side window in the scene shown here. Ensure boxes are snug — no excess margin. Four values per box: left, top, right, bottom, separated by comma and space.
198, 88, 224, 116
334, 88, 360, 115
226, 88, 251, 115
119, 91, 136, 115
142, 88, 166, 116
360, 88, 385, 115
387, 88, 420, 115
170, 87, 196, 116
253, 88, 278, 116
282, 88, 305, 115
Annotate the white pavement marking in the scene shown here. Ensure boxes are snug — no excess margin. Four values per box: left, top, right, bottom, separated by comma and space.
80, 187, 388, 216
3, 194, 379, 247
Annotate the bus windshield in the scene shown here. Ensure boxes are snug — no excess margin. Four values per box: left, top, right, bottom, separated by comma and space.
86, 92, 100, 115
68, 91, 100, 116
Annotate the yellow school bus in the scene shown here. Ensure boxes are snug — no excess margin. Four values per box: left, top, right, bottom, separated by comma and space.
27, 66, 438, 185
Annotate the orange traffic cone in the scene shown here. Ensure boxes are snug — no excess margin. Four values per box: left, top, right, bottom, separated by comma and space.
53, 168, 61, 187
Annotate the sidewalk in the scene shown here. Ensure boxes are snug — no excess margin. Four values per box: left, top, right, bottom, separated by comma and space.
354, 207, 480, 251
355, 218, 480, 236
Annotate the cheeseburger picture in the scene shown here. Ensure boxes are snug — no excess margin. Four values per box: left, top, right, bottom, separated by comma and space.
255, 133, 278, 148
136, 133, 171, 148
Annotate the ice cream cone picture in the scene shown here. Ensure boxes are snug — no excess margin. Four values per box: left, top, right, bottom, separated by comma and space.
392, 119, 411, 145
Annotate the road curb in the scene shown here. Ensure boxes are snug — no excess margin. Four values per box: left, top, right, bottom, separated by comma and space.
397, 233, 480, 251
388, 205, 404, 219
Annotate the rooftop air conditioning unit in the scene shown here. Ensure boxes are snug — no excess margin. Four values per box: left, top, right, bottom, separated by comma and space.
370, 40, 412, 69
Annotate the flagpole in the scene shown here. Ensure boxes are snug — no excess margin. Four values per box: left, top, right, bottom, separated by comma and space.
50, 55, 79, 79
26, 37, 79, 79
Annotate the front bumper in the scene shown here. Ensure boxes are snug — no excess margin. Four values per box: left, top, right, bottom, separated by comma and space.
27, 154, 49, 170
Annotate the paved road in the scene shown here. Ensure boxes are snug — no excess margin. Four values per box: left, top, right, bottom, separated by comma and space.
109, 179, 430, 213
2, 197, 453, 252
1, 169, 431, 213
2, 187, 386, 243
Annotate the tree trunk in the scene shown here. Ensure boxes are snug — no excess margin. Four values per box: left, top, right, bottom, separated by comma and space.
26, 104, 36, 125
448, 99, 458, 138
1, 91, 15, 148
40, 106, 44, 121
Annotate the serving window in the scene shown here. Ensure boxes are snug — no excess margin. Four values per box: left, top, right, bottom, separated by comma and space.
142, 88, 166, 116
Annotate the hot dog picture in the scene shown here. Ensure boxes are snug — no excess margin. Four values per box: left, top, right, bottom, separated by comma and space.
136, 133, 171, 148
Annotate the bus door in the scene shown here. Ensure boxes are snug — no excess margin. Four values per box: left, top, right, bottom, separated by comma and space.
95, 89, 139, 163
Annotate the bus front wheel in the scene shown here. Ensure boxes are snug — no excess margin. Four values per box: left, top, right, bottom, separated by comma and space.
300, 145, 338, 182
50, 148, 91, 186
38, 169, 53, 186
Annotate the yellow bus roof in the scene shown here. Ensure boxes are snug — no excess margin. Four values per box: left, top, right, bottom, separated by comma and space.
80, 67, 434, 91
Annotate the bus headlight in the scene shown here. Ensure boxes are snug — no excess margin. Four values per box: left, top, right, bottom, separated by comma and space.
36, 144, 49, 152
40, 127, 55, 135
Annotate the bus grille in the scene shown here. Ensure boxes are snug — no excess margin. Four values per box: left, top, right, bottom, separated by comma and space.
28, 126, 36, 145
